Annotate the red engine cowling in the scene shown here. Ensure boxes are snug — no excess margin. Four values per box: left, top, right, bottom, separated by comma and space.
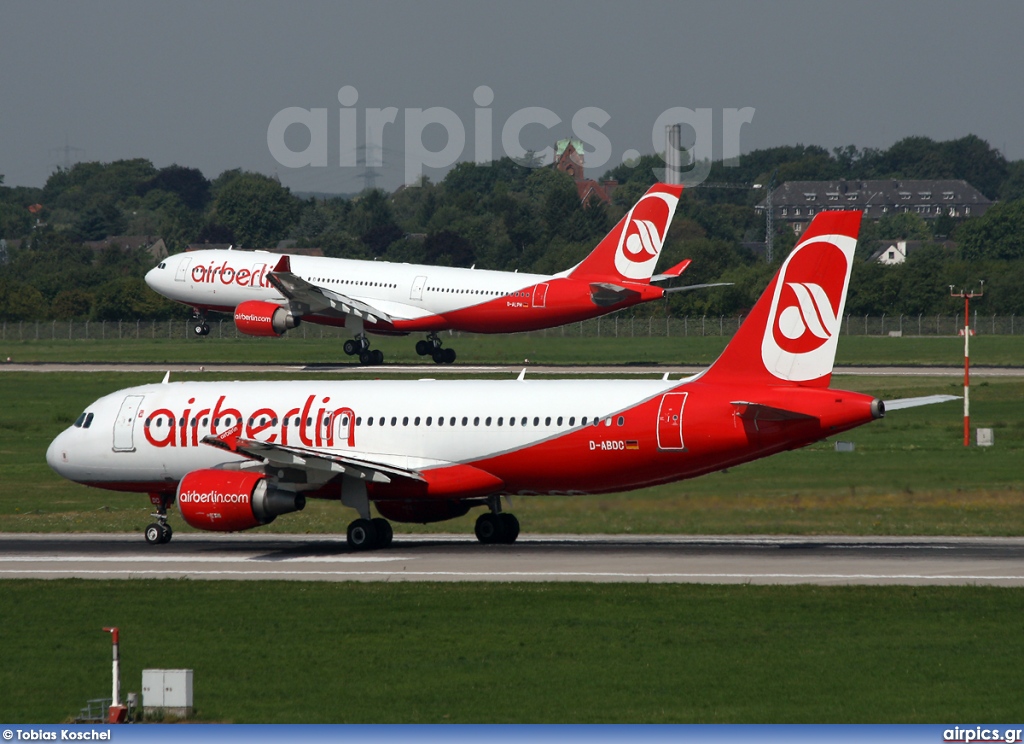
234, 300, 301, 337
374, 499, 470, 524
177, 469, 305, 532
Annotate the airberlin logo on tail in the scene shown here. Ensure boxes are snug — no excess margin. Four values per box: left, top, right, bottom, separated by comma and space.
775, 280, 839, 353
761, 234, 856, 382
613, 190, 677, 280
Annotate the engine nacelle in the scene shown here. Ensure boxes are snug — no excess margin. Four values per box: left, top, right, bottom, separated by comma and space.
374, 499, 470, 524
177, 469, 305, 532
234, 300, 301, 337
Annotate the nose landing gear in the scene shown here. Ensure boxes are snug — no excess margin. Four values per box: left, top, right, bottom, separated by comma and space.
144, 493, 175, 545
191, 310, 210, 337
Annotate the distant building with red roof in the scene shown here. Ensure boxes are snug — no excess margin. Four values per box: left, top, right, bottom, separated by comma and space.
553, 138, 618, 206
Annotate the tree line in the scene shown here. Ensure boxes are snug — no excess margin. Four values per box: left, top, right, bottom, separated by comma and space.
2, 134, 1024, 322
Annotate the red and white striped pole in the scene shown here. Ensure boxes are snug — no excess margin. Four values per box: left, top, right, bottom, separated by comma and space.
102, 627, 128, 723
951, 282, 983, 447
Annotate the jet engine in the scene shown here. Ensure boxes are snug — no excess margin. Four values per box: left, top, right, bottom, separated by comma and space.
177, 469, 305, 531
233, 300, 301, 337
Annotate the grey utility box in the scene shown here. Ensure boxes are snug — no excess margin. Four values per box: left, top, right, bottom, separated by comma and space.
142, 669, 193, 718
977, 428, 994, 447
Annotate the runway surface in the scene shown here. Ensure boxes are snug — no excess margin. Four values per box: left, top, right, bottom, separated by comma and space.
4, 362, 1024, 377
3, 533, 1024, 586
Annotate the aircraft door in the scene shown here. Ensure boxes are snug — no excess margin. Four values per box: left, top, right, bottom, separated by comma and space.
656, 392, 687, 451
533, 283, 549, 308
251, 263, 267, 288
174, 257, 192, 282
410, 275, 427, 301
112, 395, 145, 452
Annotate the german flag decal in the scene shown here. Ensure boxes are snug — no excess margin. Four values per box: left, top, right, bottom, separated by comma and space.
626, 440, 640, 450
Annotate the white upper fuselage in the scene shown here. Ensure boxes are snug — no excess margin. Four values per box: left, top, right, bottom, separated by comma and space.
47, 377, 684, 494
147, 250, 558, 321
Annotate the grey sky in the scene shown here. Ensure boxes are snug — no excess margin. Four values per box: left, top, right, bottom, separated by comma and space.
2, 0, 1023, 192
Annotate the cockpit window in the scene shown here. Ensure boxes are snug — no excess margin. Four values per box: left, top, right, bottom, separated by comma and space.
73, 412, 94, 428
84, 413, 94, 428
74, 413, 86, 428
158, 262, 166, 269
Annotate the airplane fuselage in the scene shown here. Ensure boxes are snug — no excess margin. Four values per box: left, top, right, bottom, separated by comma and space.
150, 250, 663, 334
47, 377, 879, 502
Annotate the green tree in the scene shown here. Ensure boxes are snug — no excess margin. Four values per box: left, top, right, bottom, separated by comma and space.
212, 172, 301, 248
956, 199, 1024, 261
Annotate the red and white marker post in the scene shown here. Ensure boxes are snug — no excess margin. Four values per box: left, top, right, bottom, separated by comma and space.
102, 627, 128, 723
950, 282, 984, 447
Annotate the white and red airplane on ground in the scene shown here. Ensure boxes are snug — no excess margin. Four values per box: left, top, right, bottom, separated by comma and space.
145, 183, 725, 364
51, 210, 955, 549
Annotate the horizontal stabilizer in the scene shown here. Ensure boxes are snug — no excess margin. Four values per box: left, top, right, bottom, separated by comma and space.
883, 395, 960, 411
651, 259, 692, 282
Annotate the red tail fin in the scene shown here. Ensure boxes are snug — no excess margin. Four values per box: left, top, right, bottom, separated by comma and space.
698, 211, 863, 388
568, 183, 682, 282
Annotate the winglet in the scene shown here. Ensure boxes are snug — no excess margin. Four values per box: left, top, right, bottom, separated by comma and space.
517, 368, 526, 381
272, 254, 291, 273
161, 371, 170, 384
203, 421, 244, 453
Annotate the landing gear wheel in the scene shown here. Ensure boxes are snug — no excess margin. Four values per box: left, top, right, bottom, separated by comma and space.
343, 339, 358, 356
474, 513, 504, 544
371, 349, 384, 365
359, 350, 373, 365
193, 323, 206, 336
432, 349, 445, 364
201, 324, 210, 336
415, 340, 430, 356
443, 347, 456, 364
159, 523, 173, 543
498, 513, 519, 543
371, 518, 393, 548
145, 523, 164, 545
347, 518, 378, 551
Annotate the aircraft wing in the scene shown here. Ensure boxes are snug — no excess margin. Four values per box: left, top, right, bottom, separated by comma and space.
267, 255, 394, 326
201, 423, 425, 486
883, 395, 960, 411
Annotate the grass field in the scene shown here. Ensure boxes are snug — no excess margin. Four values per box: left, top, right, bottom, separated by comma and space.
4, 332, 1024, 366
3, 580, 1023, 723
3, 370, 1023, 537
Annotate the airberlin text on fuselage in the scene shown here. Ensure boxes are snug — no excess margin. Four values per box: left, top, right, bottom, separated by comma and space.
191, 260, 272, 288
141, 394, 356, 449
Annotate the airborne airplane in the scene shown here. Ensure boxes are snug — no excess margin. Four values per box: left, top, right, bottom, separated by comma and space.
50, 210, 955, 549
144, 183, 723, 364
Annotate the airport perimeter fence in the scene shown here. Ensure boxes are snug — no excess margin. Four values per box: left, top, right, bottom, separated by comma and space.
3, 313, 1023, 342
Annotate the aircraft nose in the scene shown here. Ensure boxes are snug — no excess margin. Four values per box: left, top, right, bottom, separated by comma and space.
144, 265, 161, 291
46, 429, 73, 478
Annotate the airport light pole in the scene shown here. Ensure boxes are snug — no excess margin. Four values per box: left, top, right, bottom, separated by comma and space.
950, 281, 984, 447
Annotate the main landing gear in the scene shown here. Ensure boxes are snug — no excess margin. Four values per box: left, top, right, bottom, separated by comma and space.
191, 310, 210, 337
346, 517, 394, 551
415, 333, 456, 365
474, 496, 520, 544
343, 335, 384, 366
145, 493, 175, 545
